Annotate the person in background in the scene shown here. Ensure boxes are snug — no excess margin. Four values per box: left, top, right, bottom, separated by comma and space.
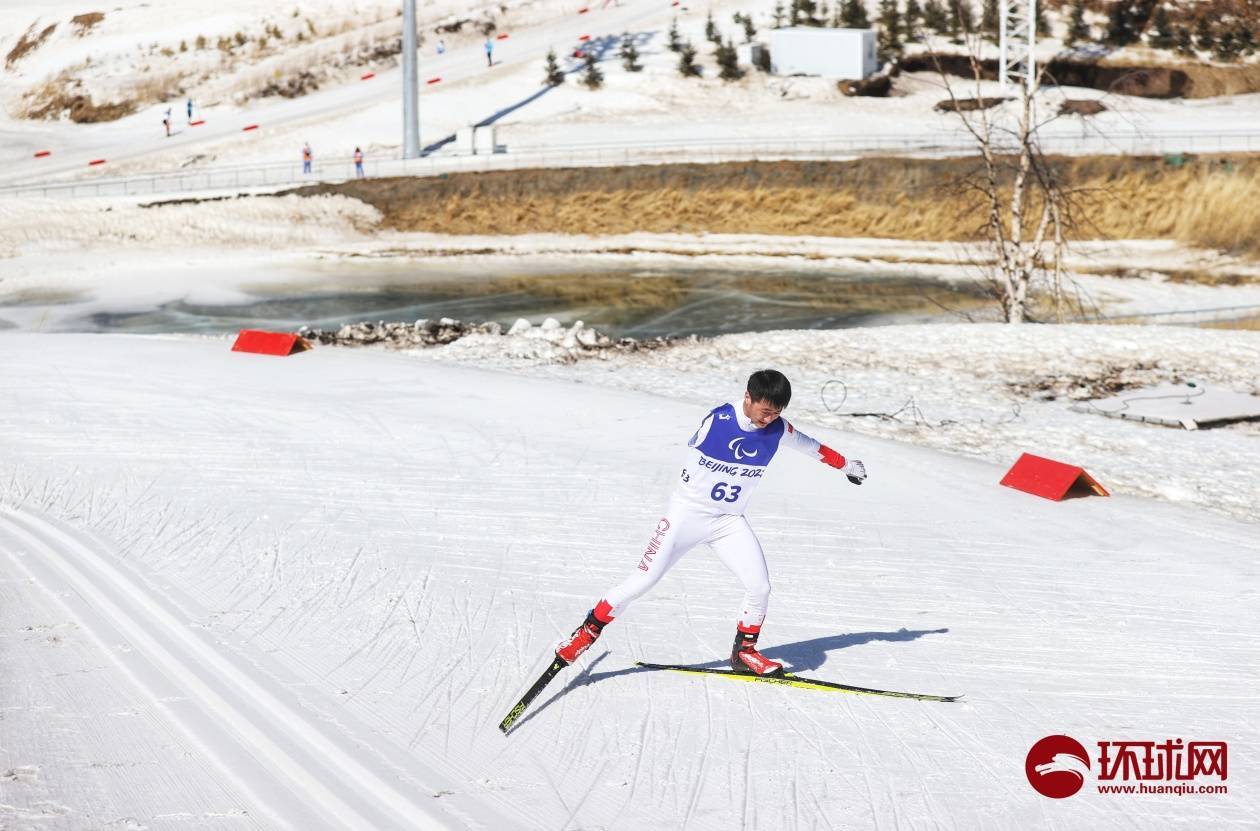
353, 147, 365, 179
186, 97, 193, 123
302, 142, 313, 174
484, 37, 493, 67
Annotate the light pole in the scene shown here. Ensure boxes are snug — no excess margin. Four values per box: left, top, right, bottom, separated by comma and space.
402, 0, 420, 158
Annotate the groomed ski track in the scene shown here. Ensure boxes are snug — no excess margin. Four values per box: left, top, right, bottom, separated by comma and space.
1, 333, 1257, 829
0, 506, 518, 830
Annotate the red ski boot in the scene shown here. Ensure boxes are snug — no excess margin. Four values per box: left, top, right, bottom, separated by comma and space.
556, 604, 613, 665
730, 628, 784, 676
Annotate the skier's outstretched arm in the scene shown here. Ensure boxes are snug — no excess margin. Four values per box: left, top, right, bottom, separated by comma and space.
782, 421, 867, 485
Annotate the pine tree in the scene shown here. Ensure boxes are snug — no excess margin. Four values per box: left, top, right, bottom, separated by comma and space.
948, 0, 973, 38
705, 10, 720, 44
1194, 17, 1214, 53
1146, 4, 1174, 50
1106, 1, 1139, 46
737, 12, 757, 42
1066, 0, 1090, 46
619, 31, 642, 71
842, 0, 871, 28
1173, 25, 1194, 56
717, 37, 743, 79
878, 0, 903, 55
581, 51, 604, 88
1238, 25, 1255, 56
903, 0, 923, 40
543, 49, 565, 86
1213, 27, 1238, 62
668, 18, 683, 52
980, 0, 999, 40
678, 40, 701, 76
923, 0, 949, 34
773, 2, 786, 28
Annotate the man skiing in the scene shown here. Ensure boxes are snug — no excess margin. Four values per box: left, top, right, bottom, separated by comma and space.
555, 369, 867, 677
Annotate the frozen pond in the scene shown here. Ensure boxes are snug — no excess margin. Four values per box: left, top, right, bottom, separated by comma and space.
0, 261, 992, 337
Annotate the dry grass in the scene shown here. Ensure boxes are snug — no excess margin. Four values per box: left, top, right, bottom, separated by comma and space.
71, 12, 105, 36
294, 156, 1260, 260
5, 23, 56, 68
19, 69, 138, 122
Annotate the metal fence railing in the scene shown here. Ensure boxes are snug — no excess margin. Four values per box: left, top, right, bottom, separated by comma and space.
1085, 303, 1260, 328
3, 129, 1257, 200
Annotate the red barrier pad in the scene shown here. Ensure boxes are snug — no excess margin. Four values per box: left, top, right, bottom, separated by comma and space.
88, 158, 106, 166
242, 124, 259, 131
189, 119, 205, 126
1000, 453, 1109, 501
578, 6, 589, 13
496, 33, 509, 40
360, 71, 375, 80
231, 329, 311, 357
426, 76, 442, 84
578, 34, 591, 41
34, 150, 51, 158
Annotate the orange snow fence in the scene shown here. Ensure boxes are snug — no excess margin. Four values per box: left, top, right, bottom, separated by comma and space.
189, 119, 205, 126
496, 33, 509, 40
360, 71, 375, 80
426, 76, 442, 84
88, 158, 106, 166
231, 330, 311, 357
242, 124, 259, 132
1000, 453, 1109, 501
34, 150, 51, 158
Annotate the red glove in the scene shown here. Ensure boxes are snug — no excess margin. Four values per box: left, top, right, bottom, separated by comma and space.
819, 445, 846, 469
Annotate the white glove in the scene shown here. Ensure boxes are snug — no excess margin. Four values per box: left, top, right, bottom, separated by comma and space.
841, 459, 866, 486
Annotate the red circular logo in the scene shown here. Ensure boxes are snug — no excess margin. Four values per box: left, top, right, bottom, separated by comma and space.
1025, 735, 1091, 798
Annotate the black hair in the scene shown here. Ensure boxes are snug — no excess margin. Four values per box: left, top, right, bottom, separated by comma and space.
746, 369, 791, 409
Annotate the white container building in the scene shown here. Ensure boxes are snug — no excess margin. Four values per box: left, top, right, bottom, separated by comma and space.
769, 27, 877, 80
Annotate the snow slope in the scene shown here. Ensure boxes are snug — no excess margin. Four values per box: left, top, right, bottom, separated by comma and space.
4, 0, 1259, 188
2, 333, 1257, 829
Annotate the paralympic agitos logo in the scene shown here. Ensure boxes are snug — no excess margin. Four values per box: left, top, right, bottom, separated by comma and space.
1025, 734, 1229, 799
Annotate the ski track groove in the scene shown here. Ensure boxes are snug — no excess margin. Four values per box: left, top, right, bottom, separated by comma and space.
680, 680, 715, 831
0, 505, 464, 831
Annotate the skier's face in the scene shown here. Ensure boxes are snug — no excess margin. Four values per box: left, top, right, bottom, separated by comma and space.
743, 394, 782, 429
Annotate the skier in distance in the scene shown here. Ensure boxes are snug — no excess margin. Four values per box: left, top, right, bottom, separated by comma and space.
555, 369, 867, 676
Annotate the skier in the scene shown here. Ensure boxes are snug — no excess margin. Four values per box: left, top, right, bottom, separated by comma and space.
555, 370, 867, 676
302, 142, 312, 174
484, 37, 493, 67
186, 97, 193, 123
163, 107, 171, 137
353, 146, 365, 179
436, 38, 446, 56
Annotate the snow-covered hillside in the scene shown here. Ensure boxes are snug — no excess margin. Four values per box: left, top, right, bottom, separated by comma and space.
1, 333, 1257, 829
3, 0, 1258, 187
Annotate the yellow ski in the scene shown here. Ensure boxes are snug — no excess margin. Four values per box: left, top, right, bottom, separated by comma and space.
634, 662, 961, 702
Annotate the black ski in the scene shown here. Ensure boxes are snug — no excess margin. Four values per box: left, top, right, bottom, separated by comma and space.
499, 656, 567, 733
635, 662, 961, 702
